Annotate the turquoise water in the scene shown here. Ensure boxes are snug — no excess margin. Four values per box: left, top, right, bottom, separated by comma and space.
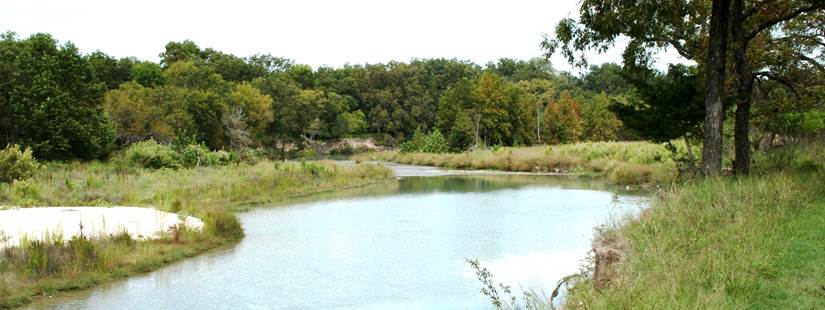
33, 175, 647, 309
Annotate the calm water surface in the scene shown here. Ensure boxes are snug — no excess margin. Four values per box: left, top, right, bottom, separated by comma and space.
32, 175, 648, 309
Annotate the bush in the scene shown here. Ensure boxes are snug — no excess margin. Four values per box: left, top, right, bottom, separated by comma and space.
421, 129, 449, 154
0, 145, 40, 183
120, 140, 181, 169
400, 128, 450, 153
119, 140, 238, 169
11, 179, 40, 207
204, 211, 244, 240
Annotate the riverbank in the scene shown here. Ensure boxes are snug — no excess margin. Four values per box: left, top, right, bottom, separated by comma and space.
353, 142, 681, 185
566, 144, 825, 309
0, 160, 394, 308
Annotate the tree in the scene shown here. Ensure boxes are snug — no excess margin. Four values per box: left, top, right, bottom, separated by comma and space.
728, 0, 825, 175
580, 63, 632, 95
86, 51, 135, 90
437, 79, 476, 150
486, 58, 554, 81
543, 91, 583, 144
515, 79, 557, 144
581, 92, 623, 141
227, 83, 274, 144
132, 61, 165, 87
103, 81, 173, 144
160, 86, 227, 149
611, 65, 705, 165
543, 0, 731, 176
0, 33, 114, 159
159, 40, 203, 68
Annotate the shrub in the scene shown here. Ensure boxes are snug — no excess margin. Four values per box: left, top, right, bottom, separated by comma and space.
421, 129, 449, 153
204, 211, 244, 240
120, 140, 181, 169
300, 161, 332, 176
11, 179, 40, 207
0, 144, 40, 183
400, 128, 450, 154
119, 140, 239, 169
399, 127, 427, 153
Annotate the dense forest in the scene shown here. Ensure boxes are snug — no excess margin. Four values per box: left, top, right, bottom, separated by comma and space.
0, 31, 688, 160
2, 26, 823, 165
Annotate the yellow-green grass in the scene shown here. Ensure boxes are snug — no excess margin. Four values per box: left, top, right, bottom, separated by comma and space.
0, 160, 394, 308
355, 141, 681, 185
566, 145, 825, 309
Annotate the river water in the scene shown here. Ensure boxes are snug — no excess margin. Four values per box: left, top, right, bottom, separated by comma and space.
31, 174, 647, 309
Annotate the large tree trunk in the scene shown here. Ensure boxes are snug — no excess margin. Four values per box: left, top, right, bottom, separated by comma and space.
731, 0, 754, 176
701, 0, 731, 177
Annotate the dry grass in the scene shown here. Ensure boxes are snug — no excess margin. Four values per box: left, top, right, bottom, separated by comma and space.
356, 142, 679, 185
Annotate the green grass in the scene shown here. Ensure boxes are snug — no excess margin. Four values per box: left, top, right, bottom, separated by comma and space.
0, 159, 394, 308
355, 141, 680, 185
566, 144, 825, 309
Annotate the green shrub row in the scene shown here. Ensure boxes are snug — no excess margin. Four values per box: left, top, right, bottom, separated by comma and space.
399, 127, 449, 154
118, 140, 237, 169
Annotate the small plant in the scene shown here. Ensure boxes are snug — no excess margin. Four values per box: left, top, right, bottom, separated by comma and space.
466, 258, 551, 310
204, 211, 244, 240
300, 161, 331, 176
0, 144, 40, 183
11, 179, 40, 207
399, 127, 428, 153
110, 231, 136, 247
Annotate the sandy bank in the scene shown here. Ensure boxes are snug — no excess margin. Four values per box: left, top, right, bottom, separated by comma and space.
0, 207, 203, 249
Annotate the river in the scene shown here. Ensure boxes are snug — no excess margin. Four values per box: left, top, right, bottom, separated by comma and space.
30, 168, 648, 309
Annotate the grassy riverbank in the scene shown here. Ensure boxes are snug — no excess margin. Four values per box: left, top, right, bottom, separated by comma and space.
566, 145, 825, 309
0, 160, 394, 308
356, 142, 681, 185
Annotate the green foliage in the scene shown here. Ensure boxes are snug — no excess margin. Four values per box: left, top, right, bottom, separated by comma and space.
399, 127, 427, 153
120, 140, 181, 169
611, 65, 704, 143
86, 52, 135, 90
176, 144, 235, 167
103, 82, 173, 144
543, 91, 583, 144
131, 61, 165, 87
119, 140, 236, 170
399, 128, 449, 153
10, 179, 40, 207
0, 33, 115, 160
0, 144, 40, 183
204, 211, 244, 240
581, 92, 622, 141
421, 129, 449, 153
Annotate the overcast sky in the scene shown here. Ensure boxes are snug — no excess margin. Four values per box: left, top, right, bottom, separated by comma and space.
1, 0, 689, 74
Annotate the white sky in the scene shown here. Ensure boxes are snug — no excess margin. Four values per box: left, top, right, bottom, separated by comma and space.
1, 0, 689, 74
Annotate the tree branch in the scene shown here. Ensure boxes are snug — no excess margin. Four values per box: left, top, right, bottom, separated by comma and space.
755, 72, 801, 100
744, 0, 778, 19
746, 4, 825, 42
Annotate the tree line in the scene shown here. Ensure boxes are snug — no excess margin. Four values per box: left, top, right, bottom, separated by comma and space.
2, 25, 822, 163
0, 31, 639, 159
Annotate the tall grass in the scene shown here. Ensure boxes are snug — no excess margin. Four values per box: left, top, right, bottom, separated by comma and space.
565, 145, 825, 309
0, 160, 393, 212
356, 142, 679, 185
